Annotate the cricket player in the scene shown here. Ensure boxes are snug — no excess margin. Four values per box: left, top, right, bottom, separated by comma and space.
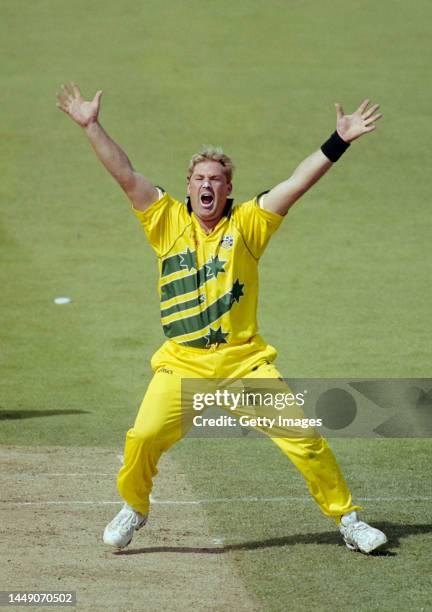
57, 83, 387, 554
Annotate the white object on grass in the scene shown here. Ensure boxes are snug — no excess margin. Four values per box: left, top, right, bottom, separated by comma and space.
54, 297, 71, 305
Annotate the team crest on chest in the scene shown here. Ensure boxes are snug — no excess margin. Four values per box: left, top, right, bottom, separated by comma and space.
220, 234, 234, 249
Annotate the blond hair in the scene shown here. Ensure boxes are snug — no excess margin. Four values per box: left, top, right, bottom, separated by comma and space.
187, 146, 235, 182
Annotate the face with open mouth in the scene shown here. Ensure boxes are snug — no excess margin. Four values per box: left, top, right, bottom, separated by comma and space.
187, 161, 232, 231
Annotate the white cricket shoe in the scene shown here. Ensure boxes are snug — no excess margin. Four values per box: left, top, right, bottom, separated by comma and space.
103, 503, 147, 549
339, 511, 387, 553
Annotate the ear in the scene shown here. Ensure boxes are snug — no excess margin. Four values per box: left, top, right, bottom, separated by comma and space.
227, 182, 232, 195
187, 176, 191, 195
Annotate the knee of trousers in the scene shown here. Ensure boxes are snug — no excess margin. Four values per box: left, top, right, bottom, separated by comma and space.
125, 424, 180, 450
125, 426, 159, 446
274, 436, 330, 460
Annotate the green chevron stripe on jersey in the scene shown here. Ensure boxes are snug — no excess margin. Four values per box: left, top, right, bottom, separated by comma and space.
160, 293, 205, 318
179, 335, 209, 348
160, 255, 227, 302
162, 279, 244, 339
161, 248, 197, 277
180, 325, 230, 348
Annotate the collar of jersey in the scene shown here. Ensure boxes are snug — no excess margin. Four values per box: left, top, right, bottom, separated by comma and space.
190, 209, 230, 238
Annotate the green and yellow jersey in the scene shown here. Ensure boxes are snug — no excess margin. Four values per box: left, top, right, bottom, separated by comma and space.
134, 192, 283, 348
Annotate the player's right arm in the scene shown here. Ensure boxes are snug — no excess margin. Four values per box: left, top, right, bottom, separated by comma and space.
56, 83, 158, 211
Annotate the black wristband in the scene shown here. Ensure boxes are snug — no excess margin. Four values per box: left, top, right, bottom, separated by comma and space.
321, 131, 350, 162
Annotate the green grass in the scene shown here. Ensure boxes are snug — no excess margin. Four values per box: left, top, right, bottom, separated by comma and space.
1, 0, 431, 609
173, 438, 431, 611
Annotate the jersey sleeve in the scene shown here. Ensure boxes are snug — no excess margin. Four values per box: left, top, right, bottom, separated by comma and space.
132, 192, 189, 257
233, 197, 284, 259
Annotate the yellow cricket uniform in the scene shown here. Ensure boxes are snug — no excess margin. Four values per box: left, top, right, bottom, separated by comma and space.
117, 192, 359, 521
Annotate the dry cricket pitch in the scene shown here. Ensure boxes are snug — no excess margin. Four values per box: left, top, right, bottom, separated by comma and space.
0, 446, 261, 611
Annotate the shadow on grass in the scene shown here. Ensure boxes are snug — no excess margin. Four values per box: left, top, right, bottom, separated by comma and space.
115, 522, 432, 556
0, 409, 90, 420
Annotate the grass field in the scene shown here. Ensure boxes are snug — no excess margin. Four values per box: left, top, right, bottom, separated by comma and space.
1, 0, 431, 610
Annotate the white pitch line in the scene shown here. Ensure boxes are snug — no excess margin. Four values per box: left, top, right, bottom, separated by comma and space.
3, 501, 123, 506
1, 473, 118, 478
50, 473, 117, 477
2, 495, 431, 507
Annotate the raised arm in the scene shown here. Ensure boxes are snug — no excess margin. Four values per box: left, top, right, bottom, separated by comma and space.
56, 83, 158, 211
262, 99, 383, 216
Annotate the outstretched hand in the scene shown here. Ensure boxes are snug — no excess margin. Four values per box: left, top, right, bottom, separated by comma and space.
56, 83, 103, 128
335, 99, 382, 143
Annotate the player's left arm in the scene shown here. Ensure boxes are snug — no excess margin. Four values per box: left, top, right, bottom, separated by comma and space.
262, 99, 383, 216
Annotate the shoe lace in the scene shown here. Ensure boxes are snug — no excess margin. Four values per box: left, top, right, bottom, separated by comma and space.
345, 520, 374, 542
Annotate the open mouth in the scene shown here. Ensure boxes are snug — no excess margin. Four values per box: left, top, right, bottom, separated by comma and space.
200, 192, 214, 208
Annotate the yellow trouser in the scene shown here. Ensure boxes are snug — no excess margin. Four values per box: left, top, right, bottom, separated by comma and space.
117, 336, 360, 522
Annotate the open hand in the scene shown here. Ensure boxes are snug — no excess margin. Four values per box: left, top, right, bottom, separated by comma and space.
56, 83, 102, 128
335, 99, 382, 143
